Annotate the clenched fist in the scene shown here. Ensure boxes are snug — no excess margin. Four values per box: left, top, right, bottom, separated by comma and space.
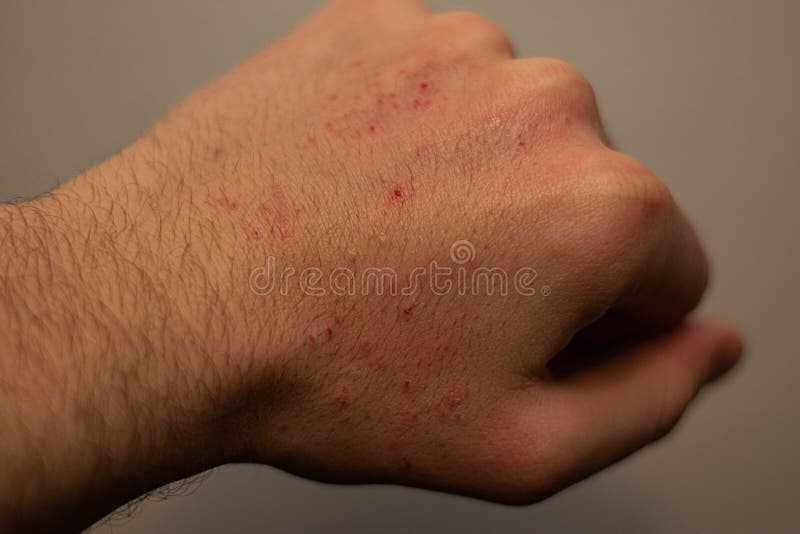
0, 0, 742, 531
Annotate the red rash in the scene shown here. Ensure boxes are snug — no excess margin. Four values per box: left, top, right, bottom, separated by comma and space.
265, 184, 292, 240
317, 73, 441, 145
209, 193, 238, 211
335, 388, 351, 408
441, 391, 462, 413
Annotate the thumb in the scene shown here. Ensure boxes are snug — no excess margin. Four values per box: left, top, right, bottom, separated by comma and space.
543, 319, 743, 485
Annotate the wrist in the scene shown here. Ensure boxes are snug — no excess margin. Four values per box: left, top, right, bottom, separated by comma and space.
0, 189, 238, 530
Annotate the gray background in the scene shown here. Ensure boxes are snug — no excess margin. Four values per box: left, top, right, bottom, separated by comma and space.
1, 0, 797, 532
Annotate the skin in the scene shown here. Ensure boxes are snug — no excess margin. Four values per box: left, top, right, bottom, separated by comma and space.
0, 0, 743, 531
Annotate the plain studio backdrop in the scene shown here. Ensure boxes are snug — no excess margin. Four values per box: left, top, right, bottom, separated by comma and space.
1, 1, 797, 532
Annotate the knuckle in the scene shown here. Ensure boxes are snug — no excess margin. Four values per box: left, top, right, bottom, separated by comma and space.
587, 151, 675, 231
429, 11, 512, 52
540, 58, 594, 89
499, 58, 598, 125
434, 11, 499, 33
518, 58, 595, 97
332, 0, 427, 18
378, 0, 426, 11
611, 156, 673, 221
546, 149, 676, 276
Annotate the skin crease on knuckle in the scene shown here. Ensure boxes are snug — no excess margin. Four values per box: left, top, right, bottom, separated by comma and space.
0, 1, 741, 530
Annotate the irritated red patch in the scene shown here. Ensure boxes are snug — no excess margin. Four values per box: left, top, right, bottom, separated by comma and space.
358, 338, 372, 353
257, 184, 292, 240
209, 192, 238, 211
335, 387, 351, 408
441, 391, 462, 413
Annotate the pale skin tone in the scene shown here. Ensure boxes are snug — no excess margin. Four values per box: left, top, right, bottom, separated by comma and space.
0, 0, 743, 531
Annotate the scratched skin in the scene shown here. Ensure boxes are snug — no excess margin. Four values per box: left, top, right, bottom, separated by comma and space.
54, 0, 741, 505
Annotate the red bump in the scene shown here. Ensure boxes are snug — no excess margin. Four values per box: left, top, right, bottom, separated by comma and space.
213, 195, 238, 211
420, 82, 429, 90
249, 227, 261, 240
326, 327, 334, 338
306, 334, 316, 346
335, 388, 351, 408
442, 391, 462, 412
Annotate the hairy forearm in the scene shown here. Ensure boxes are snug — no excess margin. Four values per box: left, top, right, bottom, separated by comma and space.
0, 194, 234, 531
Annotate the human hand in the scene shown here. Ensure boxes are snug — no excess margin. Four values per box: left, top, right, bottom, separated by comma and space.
0, 0, 743, 529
